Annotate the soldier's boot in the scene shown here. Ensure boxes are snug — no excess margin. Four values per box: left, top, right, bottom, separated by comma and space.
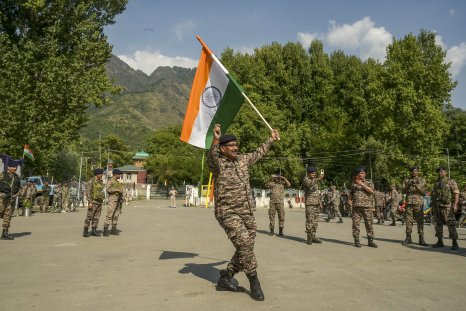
432, 236, 444, 248
110, 225, 119, 235
91, 227, 101, 237
216, 269, 242, 292
451, 239, 459, 250
269, 228, 274, 236
306, 232, 312, 245
377, 219, 381, 224
418, 235, 428, 246
354, 236, 361, 248
325, 217, 330, 222
83, 227, 90, 238
278, 227, 284, 236
368, 237, 378, 248
337, 218, 343, 223
103, 226, 109, 237
247, 273, 265, 301
389, 221, 396, 226
402, 234, 412, 246
1, 229, 14, 240
311, 232, 322, 244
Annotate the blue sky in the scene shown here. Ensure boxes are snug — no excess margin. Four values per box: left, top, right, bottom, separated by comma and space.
105, 0, 466, 109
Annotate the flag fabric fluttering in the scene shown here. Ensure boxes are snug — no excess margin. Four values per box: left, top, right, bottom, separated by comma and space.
23, 144, 34, 161
180, 36, 245, 149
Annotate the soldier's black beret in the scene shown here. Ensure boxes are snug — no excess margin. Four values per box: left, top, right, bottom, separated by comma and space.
307, 166, 317, 173
93, 168, 104, 175
354, 166, 366, 174
436, 166, 447, 172
113, 169, 122, 175
410, 166, 419, 171
219, 134, 237, 145
6, 158, 22, 167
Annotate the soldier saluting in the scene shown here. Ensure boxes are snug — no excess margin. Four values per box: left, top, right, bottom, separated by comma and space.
265, 172, 291, 236
208, 123, 279, 301
0, 159, 21, 240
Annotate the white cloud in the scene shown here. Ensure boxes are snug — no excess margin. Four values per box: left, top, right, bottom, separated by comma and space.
449, 9, 455, 16
297, 32, 321, 48
118, 50, 197, 75
326, 17, 392, 61
446, 43, 466, 78
236, 46, 255, 55
435, 34, 446, 49
174, 21, 196, 41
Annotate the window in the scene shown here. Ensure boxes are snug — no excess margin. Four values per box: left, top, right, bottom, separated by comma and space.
126, 173, 131, 180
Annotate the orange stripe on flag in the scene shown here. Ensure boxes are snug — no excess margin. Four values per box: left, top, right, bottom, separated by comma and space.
180, 47, 213, 143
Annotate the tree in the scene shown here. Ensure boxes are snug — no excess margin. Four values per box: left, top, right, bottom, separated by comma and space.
0, 0, 127, 173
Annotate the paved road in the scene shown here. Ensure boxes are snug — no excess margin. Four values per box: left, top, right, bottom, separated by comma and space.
1, 199, 465, 311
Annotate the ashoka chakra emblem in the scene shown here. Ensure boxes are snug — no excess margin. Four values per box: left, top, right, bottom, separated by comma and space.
202, 86, 222, 108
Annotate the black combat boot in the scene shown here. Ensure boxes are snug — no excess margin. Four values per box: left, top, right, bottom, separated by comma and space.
451, 239, 459, 250
216, 269, 242, 292
311, 232, 322, 244
110, 225, 119, 235
419, 235, 428, 246
354, 236, 361, 248
278, 227, 284, 236
368, 237, 378, 248
247, 273, 264, 301
91, 227, 101, 237
337, 218, 343, 223
306, 232, 312, 245
325, 217, 330, 222
402, 234, 412, 246
83, 227, 90, 238
1, 229, 14, 240
103, 226, 109, 237
269, 228, 274, 236
389, 221, 396, 226
432, 236, 444, 248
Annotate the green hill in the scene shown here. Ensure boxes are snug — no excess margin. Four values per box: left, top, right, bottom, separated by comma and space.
81, 56, 195, 148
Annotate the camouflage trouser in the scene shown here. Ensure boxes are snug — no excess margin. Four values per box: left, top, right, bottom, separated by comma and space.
389, 203, 398, 223
352, 206, 374, 238
269, 201, 285, 229
217, 213, 257, 275
375, 206, 384, 222
405, 204, 424, 236
62, 197, 70, 211
327, 203, 342, 219
104, 200, 122, 227
433, 206, 458, 239
84, 202, 102, 228
0, 194, 14, 229
305, 204, 320, 233
170, 197, 176, 207
458, 208, 466, 227
40, 196, 50, 212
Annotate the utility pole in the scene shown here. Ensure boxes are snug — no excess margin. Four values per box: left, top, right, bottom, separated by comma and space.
369, 151, 373, 180
447, 148, 450, 178
98, 131, 102, 167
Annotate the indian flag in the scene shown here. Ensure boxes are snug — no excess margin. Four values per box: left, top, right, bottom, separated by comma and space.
23, 144, 34, 161
180, 36, 245, 149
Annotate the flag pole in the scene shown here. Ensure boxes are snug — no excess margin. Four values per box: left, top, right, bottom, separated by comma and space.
196, 35, 274, 132
205, 172, 212, 208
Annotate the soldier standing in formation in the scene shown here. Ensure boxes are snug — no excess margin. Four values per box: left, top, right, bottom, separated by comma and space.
458, 184, 466, 228
303, 167, 324, 244
388, 184, 400, 226
0, 160, 21, 240
373, 190, 385, 224
83, 168, 104, 238
208, 124, 279, 301
103, 169, 123, 237
40, 181, 51, 213
265, 173, 291, 236
20, 180, 36, 216
169, 187, 177, 208
61, 182, 69, 213
325, 186, 343, 223
402, 166, 427, 246
349, 167, 377, 248
431, 167, 460, 250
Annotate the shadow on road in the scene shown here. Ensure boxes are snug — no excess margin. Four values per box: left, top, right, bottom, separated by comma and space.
10, 232, 31, 238
405, 244, 466, 257
179, 261, 228, 284
257, 229, 353, 246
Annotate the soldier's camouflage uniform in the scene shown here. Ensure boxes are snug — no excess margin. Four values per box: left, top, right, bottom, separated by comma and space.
403, 176, 427, 237
208, 138, 274, 276
431, 177, 459, 240
326, 189, 342, 221
388, 188, 400, 223
0, 170, 21, 229
40, 185, 51, 212
373, 191, 385, 223
303, 176, 323, 234
265, 179, 286, 230
458, 189, 466, 227
20, 184, 37, 214
84, 176, 104, 228
350, 179, 375, 238
104, 177, 124, 227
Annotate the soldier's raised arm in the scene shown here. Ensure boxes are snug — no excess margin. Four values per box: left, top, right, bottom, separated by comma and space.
246, 129, 280, 166
207, 124, 222, 174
